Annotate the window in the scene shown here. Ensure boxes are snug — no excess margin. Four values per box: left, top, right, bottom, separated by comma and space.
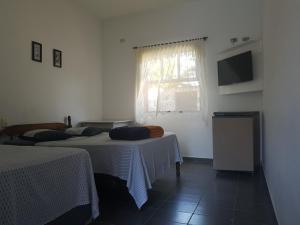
144, 50, 200, 112
135, 41, 207, 122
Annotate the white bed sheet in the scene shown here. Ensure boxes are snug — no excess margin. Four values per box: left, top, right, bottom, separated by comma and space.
36, 132, 182, 208
0, 145, 99, 225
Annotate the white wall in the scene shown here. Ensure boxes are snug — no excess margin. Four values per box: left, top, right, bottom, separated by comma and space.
102, 0, 263, 158
0, 0, 103, 126
263, 1, 300, 225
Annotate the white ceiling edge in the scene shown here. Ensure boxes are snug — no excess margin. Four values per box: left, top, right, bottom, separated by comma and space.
72, 0, 188, 20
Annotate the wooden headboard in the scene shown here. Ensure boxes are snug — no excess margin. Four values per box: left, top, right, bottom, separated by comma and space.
2, 123, 68, 137
2, 116, 72, 138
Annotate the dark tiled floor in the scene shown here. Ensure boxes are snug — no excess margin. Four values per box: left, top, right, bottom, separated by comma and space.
91, 160, 278, 225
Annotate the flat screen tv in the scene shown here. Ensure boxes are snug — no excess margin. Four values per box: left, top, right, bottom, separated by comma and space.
217, 51, 253, 86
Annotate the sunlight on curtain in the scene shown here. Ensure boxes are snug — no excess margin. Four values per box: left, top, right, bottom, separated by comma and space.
135, 40, 208, 124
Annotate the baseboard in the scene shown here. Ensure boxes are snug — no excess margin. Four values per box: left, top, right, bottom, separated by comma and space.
183, 157, 213, 165
262, 165, 281, 225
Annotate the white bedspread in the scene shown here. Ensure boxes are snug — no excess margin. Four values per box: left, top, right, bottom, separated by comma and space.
36, 132, 182, 208
0, 145, 99, 225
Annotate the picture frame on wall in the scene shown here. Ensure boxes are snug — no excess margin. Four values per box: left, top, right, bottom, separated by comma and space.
31, 41, 42, 62
53, 49, 62, 68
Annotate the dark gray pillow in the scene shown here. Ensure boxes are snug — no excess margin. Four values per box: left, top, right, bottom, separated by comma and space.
81, 127, 109, 136
20, 130, 72, 142
34, 130, 72, 142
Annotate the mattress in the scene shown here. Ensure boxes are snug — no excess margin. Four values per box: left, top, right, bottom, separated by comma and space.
0, 145, 99, 225
36, 132, 183, 208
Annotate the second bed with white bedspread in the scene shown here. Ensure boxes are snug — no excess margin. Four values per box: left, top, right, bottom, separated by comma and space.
36, 132, 182, 208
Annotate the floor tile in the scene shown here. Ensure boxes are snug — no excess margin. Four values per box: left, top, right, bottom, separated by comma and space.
161, 201, 198, 213
234, 205, 278, 225
198, 197, 236, 210
145, 217, 187, 225
167, 193, 202, 203
151, 210, 192, 224
194, 205, 234, 218
188, 214, 232, 225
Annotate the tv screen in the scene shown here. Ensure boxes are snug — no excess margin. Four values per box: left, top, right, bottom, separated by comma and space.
217, 51, 253, 86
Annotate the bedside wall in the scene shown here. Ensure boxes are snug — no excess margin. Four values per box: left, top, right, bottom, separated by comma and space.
0, 0, 103, 126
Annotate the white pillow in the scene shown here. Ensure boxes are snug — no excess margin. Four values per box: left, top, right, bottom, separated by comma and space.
65, 127, 87, 136
23, 129, 52, 137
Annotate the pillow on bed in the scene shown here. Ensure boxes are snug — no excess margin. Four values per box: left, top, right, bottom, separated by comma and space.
64, 127, 87, 136
23, 129, 52, 138
82, 127, 109, 136
34, 130, 72, 142
144, 125, 164, 138
109, 127, 150, 140
20, 129, 72, 142
65, 127, 108, 137
20, 129, 52, 141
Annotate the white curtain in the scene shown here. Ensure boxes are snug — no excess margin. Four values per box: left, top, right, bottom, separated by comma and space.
135, 40, 208, 124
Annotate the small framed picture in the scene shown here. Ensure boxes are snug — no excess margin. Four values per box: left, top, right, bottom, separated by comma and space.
53, 49, 62, 68
31, 41, 42, 62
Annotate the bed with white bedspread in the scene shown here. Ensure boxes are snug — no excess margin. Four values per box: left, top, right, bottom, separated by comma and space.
36, 132, 183, 208
0, 145, 99, 225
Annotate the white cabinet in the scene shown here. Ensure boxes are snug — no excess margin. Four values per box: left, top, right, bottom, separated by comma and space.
213, 112, 260, 172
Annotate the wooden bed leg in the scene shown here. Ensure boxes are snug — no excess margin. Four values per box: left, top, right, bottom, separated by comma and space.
176, 162, 181, 177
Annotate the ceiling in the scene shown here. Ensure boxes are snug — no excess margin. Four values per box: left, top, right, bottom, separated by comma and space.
74, 0, 184, 19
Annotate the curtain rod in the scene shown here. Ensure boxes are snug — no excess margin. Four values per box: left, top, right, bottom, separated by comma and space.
132, 37, 208, 50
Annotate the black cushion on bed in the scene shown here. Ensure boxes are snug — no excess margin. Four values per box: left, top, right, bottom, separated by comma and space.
34, 130, 72, 142
109, 127, 150, 140
19, 135, 39, 142
20, 130, 72, 142
81, 127, 109, 136
65, 127, 109, 137
3, 139, 36, 146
